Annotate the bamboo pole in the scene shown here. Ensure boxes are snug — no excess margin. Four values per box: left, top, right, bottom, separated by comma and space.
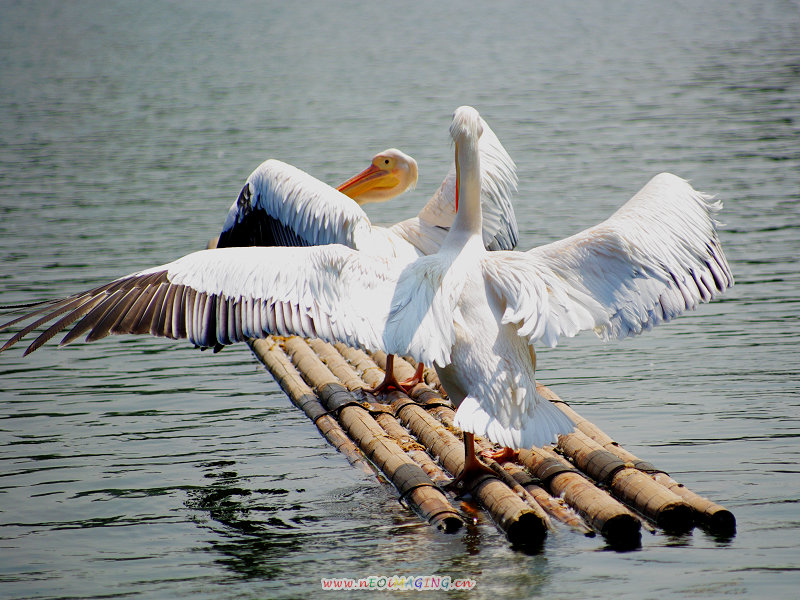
501, 461, 594, 536
649, 472, 735, 534
518, 446, 642, 548
248, 338, 373, 474
335, 345, 549, 546
558, 429, 693, 532
308, 339, 454, 487
541, 385, 735, 534
277, 337, 463, 533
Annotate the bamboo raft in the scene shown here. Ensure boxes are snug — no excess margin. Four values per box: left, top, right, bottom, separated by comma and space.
248, 335, 735, 550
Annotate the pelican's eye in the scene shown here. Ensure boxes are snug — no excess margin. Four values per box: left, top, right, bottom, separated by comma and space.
374, 156, 394, 170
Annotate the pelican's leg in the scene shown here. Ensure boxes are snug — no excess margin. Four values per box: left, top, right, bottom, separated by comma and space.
365, 354, 422, 396
444, 432, 497, 493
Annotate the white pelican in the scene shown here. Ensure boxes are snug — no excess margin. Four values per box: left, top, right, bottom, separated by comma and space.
213, 120, 519, 391
0, 106, 733, 487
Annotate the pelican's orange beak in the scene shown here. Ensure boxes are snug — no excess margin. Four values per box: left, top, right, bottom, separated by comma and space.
454, 144, 460, 212
337, 163, 400, 203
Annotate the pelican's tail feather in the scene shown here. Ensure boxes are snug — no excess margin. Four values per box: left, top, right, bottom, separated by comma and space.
454, 392, 574, 450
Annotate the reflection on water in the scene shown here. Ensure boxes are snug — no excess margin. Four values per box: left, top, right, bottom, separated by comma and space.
1, 1, 799, 599
188, 461, 308, 581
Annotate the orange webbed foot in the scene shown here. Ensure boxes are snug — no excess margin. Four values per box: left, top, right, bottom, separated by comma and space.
480, 446, 518, 463
443, 433, 498, 495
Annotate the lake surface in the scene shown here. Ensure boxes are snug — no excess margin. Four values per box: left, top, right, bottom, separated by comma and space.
1, 1, 798, 598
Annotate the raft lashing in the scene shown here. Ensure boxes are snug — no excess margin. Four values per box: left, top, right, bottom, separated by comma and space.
248, 335, 736, 550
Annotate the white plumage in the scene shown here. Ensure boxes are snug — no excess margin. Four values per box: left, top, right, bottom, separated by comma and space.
0, 107, 733, 461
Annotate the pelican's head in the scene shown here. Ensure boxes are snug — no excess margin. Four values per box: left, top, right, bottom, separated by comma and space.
449, 106, 483, 147
336, 148, 418, 205
450, 106, 483, 211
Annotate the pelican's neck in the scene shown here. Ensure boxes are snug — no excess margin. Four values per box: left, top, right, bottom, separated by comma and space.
446, 138, 483, 249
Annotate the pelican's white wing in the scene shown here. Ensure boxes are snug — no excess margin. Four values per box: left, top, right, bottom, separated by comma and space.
218, 160, 374, 249
0, 245, 445, 365
483, 173, 734, 347
217, 159, 422, 262
398, 116, 519, 253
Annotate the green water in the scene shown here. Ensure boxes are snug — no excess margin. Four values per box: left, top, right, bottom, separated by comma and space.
1, 1, 798, 598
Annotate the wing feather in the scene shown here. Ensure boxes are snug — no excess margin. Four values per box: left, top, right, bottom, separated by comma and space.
173, 285, 187, 339
20, 295, 109, 356
185, 287, 198, 343
118, 283, 158, 335
155, 284, 175, 338
1, 295, 90, 352
141, 282, 170, 337
60, 289, 129, 347
484, 173, 733, 347
85, 287, 142, 342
